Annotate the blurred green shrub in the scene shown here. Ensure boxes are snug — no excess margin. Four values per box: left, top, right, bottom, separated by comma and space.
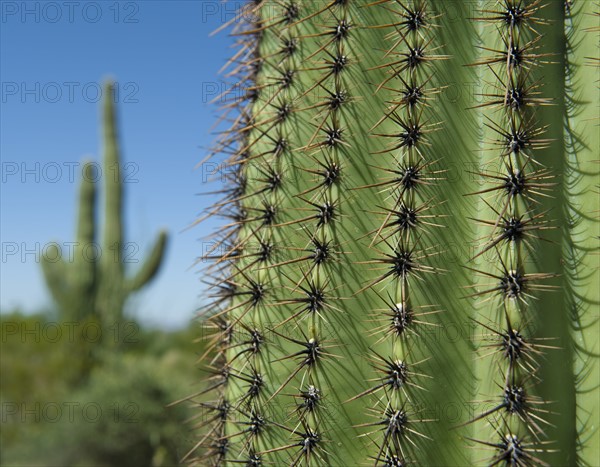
1, 311, 201, 466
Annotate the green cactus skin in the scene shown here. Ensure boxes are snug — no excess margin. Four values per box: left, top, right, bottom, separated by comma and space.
193, 1, 599, 465
41, 82, 168, 344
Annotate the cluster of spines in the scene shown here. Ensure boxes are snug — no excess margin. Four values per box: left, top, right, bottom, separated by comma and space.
259, 1, 354, 465
186, 2, 270, 464
221, 0, 305, 463
190, 1, 357, 465
467, 1, 556, 464
350, 1, 446, 463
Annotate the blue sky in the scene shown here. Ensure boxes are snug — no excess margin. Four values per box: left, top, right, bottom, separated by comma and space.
1, 1, 242, 328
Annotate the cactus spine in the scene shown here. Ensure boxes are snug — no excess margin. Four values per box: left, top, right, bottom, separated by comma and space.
41, 82, 168, 343
194, 1, 599, 465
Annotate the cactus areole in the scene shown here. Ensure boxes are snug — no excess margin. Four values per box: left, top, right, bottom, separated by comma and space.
193, 1, 599, 466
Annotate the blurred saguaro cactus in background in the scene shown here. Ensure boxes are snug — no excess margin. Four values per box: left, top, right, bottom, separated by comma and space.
192, 0, 599, 465
41, 81, 168, 345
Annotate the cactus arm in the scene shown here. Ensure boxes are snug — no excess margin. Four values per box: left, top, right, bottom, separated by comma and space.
40, 245, 69, 311
124, 230, 168, 293
41, 163, 97, 320
40, 252, 94, 322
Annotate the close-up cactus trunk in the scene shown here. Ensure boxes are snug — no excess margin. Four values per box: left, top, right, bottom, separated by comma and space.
193, 1, 599, 465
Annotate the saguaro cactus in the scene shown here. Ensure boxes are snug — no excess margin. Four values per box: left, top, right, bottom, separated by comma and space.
193, 1, 598, 465
41, 82, 168, 339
